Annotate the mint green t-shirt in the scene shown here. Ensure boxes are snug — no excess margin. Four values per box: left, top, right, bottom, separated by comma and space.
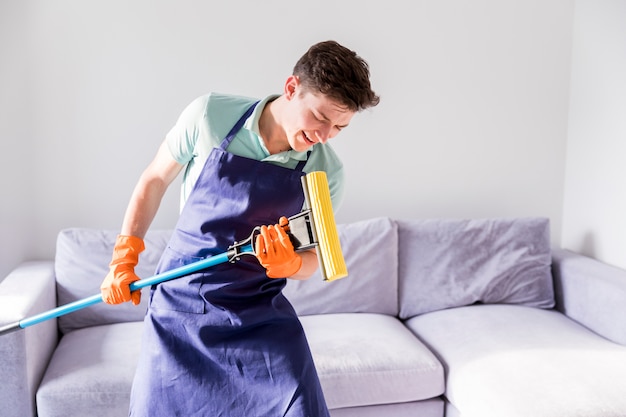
166, 92, 345, 212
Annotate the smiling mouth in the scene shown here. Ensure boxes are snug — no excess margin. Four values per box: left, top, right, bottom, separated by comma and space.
302, 132, 315, 145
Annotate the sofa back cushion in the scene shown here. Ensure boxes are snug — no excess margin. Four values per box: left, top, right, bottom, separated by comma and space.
397, 217, 554, 319
284, 217, 399, 316
55, 228, 172, 334
55, 217, 399, 333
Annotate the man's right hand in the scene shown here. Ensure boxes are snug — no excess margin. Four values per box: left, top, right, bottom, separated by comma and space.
100, 235, 145, 305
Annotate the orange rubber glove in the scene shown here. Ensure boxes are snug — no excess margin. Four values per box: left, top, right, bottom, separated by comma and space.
255, 216, 302, 278
100, 235, 145, 305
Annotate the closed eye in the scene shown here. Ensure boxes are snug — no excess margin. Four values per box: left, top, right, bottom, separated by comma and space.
313, 110, 349, 131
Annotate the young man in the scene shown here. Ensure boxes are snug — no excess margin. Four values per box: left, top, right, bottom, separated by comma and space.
101, 40, 379, 416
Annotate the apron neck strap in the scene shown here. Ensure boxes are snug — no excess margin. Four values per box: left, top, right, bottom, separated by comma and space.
294, 151, 311, 172
220, 101, 260, 150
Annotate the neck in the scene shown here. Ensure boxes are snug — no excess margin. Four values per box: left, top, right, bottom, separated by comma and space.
259, 97, 290, 154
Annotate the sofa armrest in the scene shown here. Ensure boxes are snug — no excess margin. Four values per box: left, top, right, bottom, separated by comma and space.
0, 261, 58, 417
552, 248, 626, 345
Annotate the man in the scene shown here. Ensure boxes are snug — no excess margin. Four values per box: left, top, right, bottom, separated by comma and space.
101, 40, 379, 416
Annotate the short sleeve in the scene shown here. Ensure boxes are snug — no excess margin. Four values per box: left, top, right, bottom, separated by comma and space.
326, 164, 345, 213
302, 143, 345, 214
165, 95, 209, 165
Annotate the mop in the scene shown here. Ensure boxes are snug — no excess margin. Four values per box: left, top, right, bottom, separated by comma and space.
0, 171, 347, 336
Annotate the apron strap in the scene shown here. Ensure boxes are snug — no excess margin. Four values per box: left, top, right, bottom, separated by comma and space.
220, 101, 260, 150
294, 151, 311, 172
220, 100, 311, 172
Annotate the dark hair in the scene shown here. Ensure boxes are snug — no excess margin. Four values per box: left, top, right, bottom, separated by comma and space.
293, 40, 380, 112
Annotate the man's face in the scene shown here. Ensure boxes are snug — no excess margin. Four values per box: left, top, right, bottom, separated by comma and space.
284, 77, 355, 152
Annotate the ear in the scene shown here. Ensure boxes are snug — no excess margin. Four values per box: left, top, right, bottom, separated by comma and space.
284, 75, 300, 100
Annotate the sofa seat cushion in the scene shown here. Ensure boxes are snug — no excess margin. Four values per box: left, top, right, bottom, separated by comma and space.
405, 304, 626, 417
301, 313, 444, 409
330, 398, 443, 417
36, 322, 143, 417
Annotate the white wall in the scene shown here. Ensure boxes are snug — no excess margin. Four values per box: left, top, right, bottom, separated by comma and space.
0, 0, 574, 279
562, 0, 626, 269
0, 4, 35, 280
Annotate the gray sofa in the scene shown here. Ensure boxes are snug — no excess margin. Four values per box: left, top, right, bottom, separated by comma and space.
2, 216, 626, 417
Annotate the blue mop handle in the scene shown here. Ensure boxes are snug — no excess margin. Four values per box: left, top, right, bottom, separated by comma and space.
9, 244, 252, 333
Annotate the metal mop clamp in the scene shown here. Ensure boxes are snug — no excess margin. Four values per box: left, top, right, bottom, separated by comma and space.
0, 171, 347, 336
228, 210, 318, 263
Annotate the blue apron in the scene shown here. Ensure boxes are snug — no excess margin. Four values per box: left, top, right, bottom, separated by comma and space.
129, 103, 330, 417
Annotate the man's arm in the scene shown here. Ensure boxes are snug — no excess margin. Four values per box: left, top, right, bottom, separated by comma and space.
120, 140, 184, 238
101, 141, 184, 305
289, 250, 319, 280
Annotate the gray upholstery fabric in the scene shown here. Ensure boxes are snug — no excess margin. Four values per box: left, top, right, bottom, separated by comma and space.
37, 322, 144, 417
54, 228, 172, 334
0, 262, 58, 417
405, 304, 626, 417
552, 248, 626, 345
285, 217, 398, 316
301, 313, 444, 409
397, 217, 554, 319
330, 398, 443, 417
